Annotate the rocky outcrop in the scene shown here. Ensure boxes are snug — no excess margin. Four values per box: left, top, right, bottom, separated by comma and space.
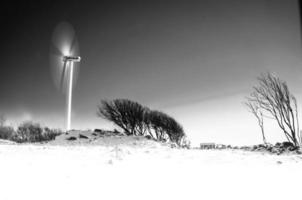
246, 142, 301, 155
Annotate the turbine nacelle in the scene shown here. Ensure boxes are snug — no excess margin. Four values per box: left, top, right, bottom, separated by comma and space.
63, 56, 81, 63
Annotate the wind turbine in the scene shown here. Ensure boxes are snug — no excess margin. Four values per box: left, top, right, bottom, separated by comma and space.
50, 22, 81, 131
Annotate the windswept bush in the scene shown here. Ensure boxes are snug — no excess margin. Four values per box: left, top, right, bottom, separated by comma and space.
147, 110, 185, 143
97, 99, 148, 136
97, 99, 186, 145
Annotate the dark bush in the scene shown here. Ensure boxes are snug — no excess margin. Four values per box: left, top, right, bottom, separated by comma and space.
150, 105, 184, 144
97, 99, 148, 136
148, 110, 185, 144
97, 99, 186, 145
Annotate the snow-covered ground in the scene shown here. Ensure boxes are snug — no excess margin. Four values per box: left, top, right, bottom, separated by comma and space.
1, 132, 302, 200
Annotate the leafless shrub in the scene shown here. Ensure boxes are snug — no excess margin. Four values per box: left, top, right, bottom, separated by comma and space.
247, 73, 300, 146
16, 121, 43, 142
14, 121, 62, 143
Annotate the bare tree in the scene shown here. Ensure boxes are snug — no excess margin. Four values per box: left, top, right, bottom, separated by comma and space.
245, 100, 267, 144
248, 73, 300, 146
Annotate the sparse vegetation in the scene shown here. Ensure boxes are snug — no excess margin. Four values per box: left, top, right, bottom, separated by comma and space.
0, 125, 14, 140
16, 121, 44, 142
97, 99, 186, 145
246, 72, 300, 147
0, 120, 62, 143
15, 121, 62, 143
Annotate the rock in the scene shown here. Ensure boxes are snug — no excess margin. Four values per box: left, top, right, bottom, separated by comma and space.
252, 145, 258, 151
277, 148, 284, 155
296, 149, 302, 155
270, 147, 279, 154
287, 146, 297, 151
79, 134, 88, 139
113, 129, 120, 134
216, 144, 226, 149
94, 129, 105, 135
259, 144, 266, 148
92, 133, 97, 136
238, 142, 302, 155
282, 141, 294, 148
145, 135, 152, 140
276, 161, 282, 164
240, 146, 247, 150
266, 146, 273, 151
275, 142, 282, 147
66, 136, 77, 141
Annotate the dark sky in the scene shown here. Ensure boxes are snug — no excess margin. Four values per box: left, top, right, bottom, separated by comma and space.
0, 0, 302, 145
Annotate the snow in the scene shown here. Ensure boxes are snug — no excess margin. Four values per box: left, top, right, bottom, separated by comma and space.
1, 132, 302, 200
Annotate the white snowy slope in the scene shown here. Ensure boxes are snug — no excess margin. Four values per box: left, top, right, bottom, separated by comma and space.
0, 131, 302, 200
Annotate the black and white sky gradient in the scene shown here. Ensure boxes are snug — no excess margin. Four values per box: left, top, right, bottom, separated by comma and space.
1, 0, 302, 145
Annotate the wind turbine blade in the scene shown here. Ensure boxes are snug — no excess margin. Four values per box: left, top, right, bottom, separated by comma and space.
68, 33, 80, 89
299, 0, 302, 46
50, 21, 78, 92
68, 34, 80, 57
60, 61, 68, 92
49, 54, 64, 90
51, 22, 75, 56
50, 44, 64, 57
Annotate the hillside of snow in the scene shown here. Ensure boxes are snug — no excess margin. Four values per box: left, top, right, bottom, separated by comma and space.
1, 130, 302, 200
